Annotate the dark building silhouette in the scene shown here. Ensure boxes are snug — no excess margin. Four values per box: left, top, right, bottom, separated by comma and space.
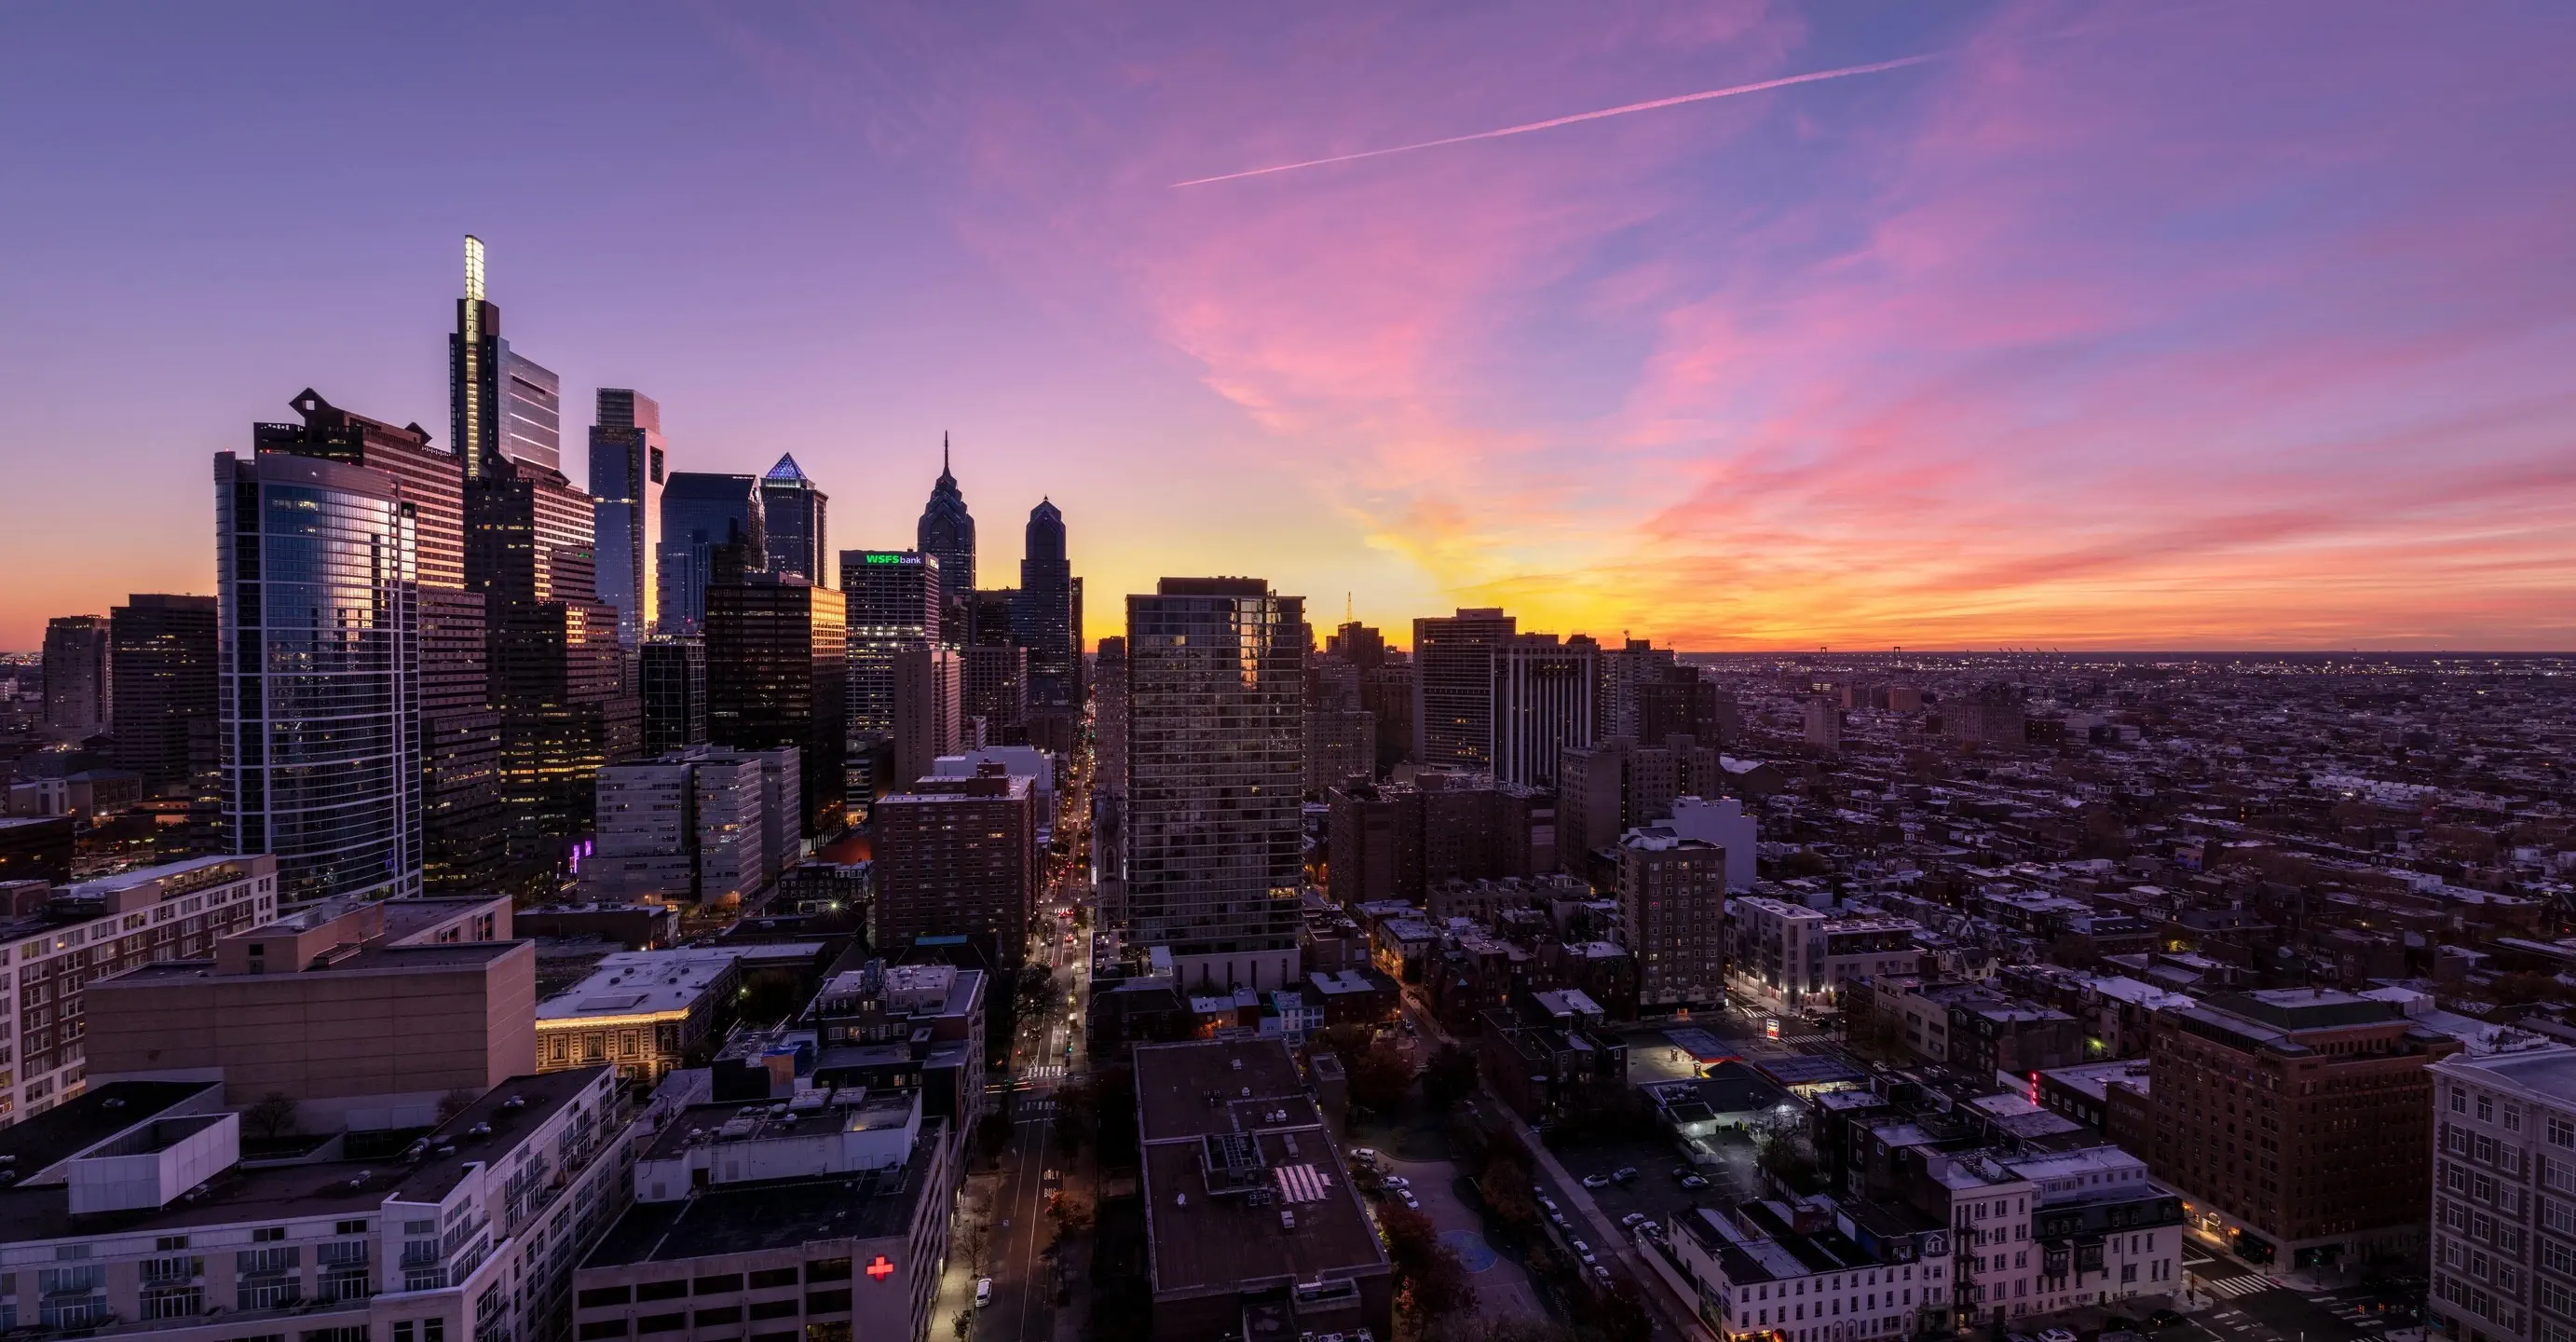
588, 389, 665, 645
706, 572, 846, 837
449, 234, 561, 479
757, 453, 827, 583
108, 595, 217, 788
1411, 608, 1515, 771
41, 615, 111, 738
916, 437, 975, 643
640, 637, 708, 757
1013, 500, 1075, 708
874, 766, 1037, 971
657, 472, 765, 637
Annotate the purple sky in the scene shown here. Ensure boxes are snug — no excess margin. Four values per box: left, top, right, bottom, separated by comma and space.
4, 1, 2572, 649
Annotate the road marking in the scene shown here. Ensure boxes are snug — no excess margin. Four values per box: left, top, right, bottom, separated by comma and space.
2198, 1276, 2277, 1299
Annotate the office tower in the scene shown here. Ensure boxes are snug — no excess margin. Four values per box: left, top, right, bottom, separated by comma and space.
839, 548, 941, 741
469, 453, 639, 854
1638, 661, 1733, 746
1362, 659, 1413, 772
1328, 620, 1387, 672
1490, 632, 1596, 787
1123, 578, 1304, 991
1804, 694, 1843, 753
657, 472, 765, 636
1596, 637, 1676, 739
758, 452, 827, 582
640, 637, 708, 756
968, 587, 1015, 647
1014, 498, 1076, 708
214, 451, 421, 904
705, 571, 845, 837
589, 388, 665, 645
1617, 827, 1726, 1008
1558, 735, 1724, 871
1411, 607, 1515, 770
583, 748, 767, 903
2148, 991, 2454, 1272
1303, 655, 1373, 794
961, 643, 1029, 746
106, 595, 215, 787
256, 389, 504, 894
875, 765, 1038, 967
917, 436, 975, 641
892, 645, 961, 790
40, 615, 110, 738
449, 235, 562, 478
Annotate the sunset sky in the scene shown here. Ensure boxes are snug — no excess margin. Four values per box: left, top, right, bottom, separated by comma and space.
4, 1, 2571, 650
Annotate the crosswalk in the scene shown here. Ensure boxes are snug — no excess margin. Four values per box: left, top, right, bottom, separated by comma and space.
2197, 1274, 2278, 1299
1016, 1099, 1057, 1119
1023, 1064, 1066, 1081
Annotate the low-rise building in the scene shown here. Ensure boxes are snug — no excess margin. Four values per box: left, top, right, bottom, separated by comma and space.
1477, 989, 1629, 1126
1670, 1195, 1954, 1341
574, 1087, 954, 1342
537, 949, 750, 1085
809, 959, 988, 1135
1728, 898, 1920, 1011
1133, 1037, 1392, 1342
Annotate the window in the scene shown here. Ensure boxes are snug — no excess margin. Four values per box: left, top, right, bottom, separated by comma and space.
805, 1260, 852, 1282
2551, 1117, 2575, 1150
748, 1300, 799, 1321
805, 1291, 852, 1316
694, 1308, 743, 1327
253, 1226, 288, 1242
577, 1323, 630, 1340
577, 1287, 632, 1309
337, 1220, 370, 1236
635, 1315, 687, 1335
636, 1280, 688, 1303
694, 1274, 743, 1295
748, 1268, 799, 1290
2482, 1094, 2497, 1121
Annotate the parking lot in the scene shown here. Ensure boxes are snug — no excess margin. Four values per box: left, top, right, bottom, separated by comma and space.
1550, 1129, 1762, 1237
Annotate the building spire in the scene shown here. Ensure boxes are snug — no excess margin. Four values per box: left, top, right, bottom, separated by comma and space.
464, 235, 485, 303
943, 431, 951, 475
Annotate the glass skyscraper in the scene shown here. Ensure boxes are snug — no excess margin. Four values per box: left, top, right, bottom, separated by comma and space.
838, 548, 940, 740
916, 437, 975, 642
1121, 577, 1306, 991
214, 451, 421, 905
449, 235, 562, 479
758, 454, 827, 583
657, 472, 765, 637
589, 388, 666, 645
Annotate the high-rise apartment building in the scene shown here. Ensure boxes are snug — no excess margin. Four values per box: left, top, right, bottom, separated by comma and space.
1014, 499, 1076, 710
840, 548, 941, 742
583, 748, 769, 904
892, 645, 961, 791
1594, 637, 1674, 740
1124, 578, 1305, 991
256, 389, 502, 894
590, 388, 666, 645
1558, 735, 1723, 869
1491, 632, 1597, 787
917, 439, 975, 642
656, 472, 765, 636
107, 594, 216, 788
1092, 635, 1129, 915
1328, 620, 1387, 672
640, 637, 708, 756
2147, 989, 2457, 1268
1411, 608, 1515, 771
449, 234, 562, 478
1616, 827, 1726, 1008
214, 451, 421, 904
40, 615, 110, 738
875, 766, 1038, 967
705, 571, 844, 837
1805, 694, 1844, 753
2425, 1049, 2576, 1342
1362, 658, 1413, 772
758, 453, 827, 582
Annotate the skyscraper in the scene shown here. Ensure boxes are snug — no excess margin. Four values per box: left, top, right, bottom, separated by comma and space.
40, 615, 111, 739
1328, 620, 1387, 672
1411, 608, 1516, 770
640, 637, 708, 757
892, 645, 961, 791
705, 571, 845, 838
255, 389, 502, 893
590, 389, 665, 645
961, 643, 1029, 746
875, 766, 1038, 969
1596, 637, 1676, 740
1014, 499, 1075, 708
449, 235, 562, 479
758, 453, 828, 583
214, 451, 421, 904
657, 472, 765, 637
1490, 633, 1597, 787
839, 549, 941, 741
916, 437, 975, 642
108, 594, 217, 790
1123, 578, 1305, 991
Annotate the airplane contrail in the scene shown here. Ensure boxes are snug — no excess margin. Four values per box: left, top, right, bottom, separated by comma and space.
1171, 51, 1941, 188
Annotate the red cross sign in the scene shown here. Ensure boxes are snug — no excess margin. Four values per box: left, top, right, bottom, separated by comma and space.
865, 1255, 895, 1281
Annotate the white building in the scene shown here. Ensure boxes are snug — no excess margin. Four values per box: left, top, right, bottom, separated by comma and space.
1727, 897, 1921, 1010
1667, 794, 1759, 892
932, 744, 1056, 814
1671, 1195, 1953, 1342
582, 749, 777, 904
2425, 1046, 2576, 1342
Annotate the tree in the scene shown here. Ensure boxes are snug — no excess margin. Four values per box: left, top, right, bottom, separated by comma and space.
1348, 1040, 1412, 1116
242, 1091, 300, 1141
974, 1111, 1015, 1166
1378, 1205, 1475, 1322
1479, 1149, 1538, 1230
1423, 1044, 1479, 1114
1053, 1075, 1099, 1156
1594, 1280, 1657, 1342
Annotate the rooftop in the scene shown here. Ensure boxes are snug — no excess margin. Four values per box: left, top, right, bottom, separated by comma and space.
0, 1081, 220, 1184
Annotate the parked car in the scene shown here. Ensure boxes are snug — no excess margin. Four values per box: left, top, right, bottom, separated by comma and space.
1582, 1173, 1612, 1188
2146, 1309, 2185, 1330
1399, 1191, 1420, 1209
1592, 1265, 1614, 1284
1620, 1212, 1648, 1228
1538, 1195, 1558, 1212
2040, 1329, 2080, 1342
1680, 1174, 1711, 1189
1550, 1212, 1569, 1227
975, 1280, 993, 1308
1382, 1176, 1411, 1190
1612, 1166, 1640, 1183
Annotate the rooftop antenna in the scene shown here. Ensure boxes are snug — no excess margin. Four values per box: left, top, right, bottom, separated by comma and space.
1345, 592, 1353, 623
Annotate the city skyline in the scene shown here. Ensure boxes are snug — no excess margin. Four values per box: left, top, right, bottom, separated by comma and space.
6, 2, 2574, 652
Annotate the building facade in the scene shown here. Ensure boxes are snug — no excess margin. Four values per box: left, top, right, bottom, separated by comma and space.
873, 768, 1037, 967
40, 615, 111, 739
915, 440, 975, 643
757, 453, 827, 583
1617, 828, 1728, 1010
656, 472, 765, 637
108, 594, 218, 788
590, 388, 666, 646
706, 573, 845, 838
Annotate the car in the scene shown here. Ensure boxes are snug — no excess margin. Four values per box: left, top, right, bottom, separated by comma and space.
1537, 1195, 1557, 1212
1680, 1174, 1710, 1189
1550, 1212, 1569, 1227
2039, 1330, 2079, 1342
2146, 1309, 2185, 1330
975, 1279, 993, 1308
1620, 1212, 1647, 1228
1582, 1173, 1612, 1188
1352, 1147, 1379, 1164
1382, 1176, 1411, 1190
1399, 1192, 1419, 1209
1579, 1249, 1598, 1266
1638, 1220, 1662, 1238
1592, 1265, 1614, 1284
1612, 1166, 1639, 1182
